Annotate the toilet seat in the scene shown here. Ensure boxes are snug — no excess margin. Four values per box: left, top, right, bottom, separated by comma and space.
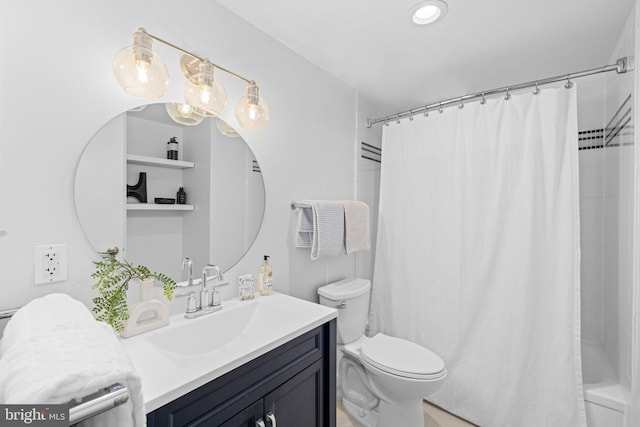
360, 333, 446, 380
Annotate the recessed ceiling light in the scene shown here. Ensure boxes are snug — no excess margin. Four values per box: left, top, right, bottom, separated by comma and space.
410, 0, 448, 25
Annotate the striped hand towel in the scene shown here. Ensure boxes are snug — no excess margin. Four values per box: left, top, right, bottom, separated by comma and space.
295, 205, 314, 248
307, 200, 345, 260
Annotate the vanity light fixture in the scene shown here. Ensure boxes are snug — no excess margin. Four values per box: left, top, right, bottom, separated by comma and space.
113, 28, 270, 130
112, 29, 169, 99
165, 103, 205, 126
183, 59, 228, 117
410, 0, 448, 25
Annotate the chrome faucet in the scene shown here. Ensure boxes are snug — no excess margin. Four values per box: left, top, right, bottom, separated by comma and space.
181, 257, 194, 286
201, 264, 223, 307
202, 264, 223, 286
176, 263, 227, 319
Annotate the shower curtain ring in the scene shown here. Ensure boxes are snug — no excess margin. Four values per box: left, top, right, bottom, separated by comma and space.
533, 82, 541, 95
409, 114, 414, 121
458, 98, 464, 109
480, 93, 487, 105
438, 102, 443, 113
423, 106, 429, 117
396, 114, 401, 124
384, 116, 390, 126
504, 88, 511, 101
565, 75, 574, 89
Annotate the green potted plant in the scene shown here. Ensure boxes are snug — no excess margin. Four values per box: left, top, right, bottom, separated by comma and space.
91, 255, 177, 333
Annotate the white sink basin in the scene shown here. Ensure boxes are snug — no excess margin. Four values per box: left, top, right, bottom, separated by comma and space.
146, 299, 297, 356
119, 293, 337, 412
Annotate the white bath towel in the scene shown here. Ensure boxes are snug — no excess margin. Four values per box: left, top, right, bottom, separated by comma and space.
305, 200, 345, 260
0, 293, 145, 427
342, 200, 370, 254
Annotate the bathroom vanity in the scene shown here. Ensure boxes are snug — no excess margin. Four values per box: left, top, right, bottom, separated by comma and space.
119, 293, 337, 427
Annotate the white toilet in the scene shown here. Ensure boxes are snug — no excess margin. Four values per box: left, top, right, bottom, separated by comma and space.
318, 278, 446, 427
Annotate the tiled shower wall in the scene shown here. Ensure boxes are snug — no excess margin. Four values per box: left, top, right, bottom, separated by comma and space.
578, 76, 607, 348
578, 8, 635, 391
602, 22, 635, 390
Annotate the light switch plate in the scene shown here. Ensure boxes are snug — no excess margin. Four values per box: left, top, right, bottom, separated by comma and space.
34, 244, 67, 285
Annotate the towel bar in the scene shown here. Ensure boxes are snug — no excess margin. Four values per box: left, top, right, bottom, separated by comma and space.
69, 383, 129, 425
291, 201, 312, 210
1, 308, 130, 425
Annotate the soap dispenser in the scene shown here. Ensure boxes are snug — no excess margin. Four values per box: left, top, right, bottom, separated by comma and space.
258, 255, 272, 296
177, 187, 187, 204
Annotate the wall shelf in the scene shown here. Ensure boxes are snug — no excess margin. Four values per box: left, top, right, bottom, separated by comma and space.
127, 204, 194, 211
126, 154, 195, 169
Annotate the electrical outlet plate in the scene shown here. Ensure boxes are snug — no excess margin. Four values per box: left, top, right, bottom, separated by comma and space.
34, 244, 67, 285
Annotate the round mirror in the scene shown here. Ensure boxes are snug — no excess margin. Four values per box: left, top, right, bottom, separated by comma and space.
74, 103, 265, 280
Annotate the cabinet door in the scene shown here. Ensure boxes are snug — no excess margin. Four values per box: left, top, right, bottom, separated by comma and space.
216, 400, 264, 427
184, 399, 263, 427
264, 360, 324, 427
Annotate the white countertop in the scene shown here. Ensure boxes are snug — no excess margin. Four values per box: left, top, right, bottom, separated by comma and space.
119, 293, 337, 412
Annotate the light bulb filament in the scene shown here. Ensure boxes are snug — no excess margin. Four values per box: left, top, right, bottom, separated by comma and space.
135, 61, 150, 84
249, 105, 259, 120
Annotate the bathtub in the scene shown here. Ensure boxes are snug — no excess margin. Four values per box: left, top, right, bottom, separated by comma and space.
581, 341, 627, 426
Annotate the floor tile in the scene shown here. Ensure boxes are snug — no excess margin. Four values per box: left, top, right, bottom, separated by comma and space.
336, 400, 477, 427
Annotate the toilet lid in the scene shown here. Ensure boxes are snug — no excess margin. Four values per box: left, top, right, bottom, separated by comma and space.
360, 333, 446, 380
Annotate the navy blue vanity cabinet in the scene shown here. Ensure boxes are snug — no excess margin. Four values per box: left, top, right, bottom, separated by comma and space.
146, 319, 336, 427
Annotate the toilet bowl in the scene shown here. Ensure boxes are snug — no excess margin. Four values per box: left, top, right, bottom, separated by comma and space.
318, 278, 447, 427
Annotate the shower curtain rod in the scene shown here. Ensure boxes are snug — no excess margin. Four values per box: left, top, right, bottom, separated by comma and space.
367, 57, 632, 128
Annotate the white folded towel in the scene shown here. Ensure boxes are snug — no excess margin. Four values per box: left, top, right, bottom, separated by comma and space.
0, 293, 145, 427
342, 200, 370, 254
305, 200, 345, 260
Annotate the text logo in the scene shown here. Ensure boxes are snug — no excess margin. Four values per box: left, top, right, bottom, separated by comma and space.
1, 405, 67, 426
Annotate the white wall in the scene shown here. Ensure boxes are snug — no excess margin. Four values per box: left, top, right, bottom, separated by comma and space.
0, 1, 359, 316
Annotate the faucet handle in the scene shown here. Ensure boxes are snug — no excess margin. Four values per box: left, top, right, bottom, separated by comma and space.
211, 288, 221, 307
176, 292, 198, 314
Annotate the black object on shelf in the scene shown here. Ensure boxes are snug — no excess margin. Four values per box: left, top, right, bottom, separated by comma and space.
127, 172, 147, 203
167, 137, 179, 160
154, 198, 176, 204
177, 187, 187, 204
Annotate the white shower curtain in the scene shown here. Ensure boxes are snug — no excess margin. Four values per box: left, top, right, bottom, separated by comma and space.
370, 87, 586, 426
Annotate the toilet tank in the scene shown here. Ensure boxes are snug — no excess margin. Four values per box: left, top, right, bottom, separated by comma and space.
318, 278, 371, 344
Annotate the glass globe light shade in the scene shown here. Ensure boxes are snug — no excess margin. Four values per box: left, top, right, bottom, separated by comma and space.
112, 30, 169, 99
235, 82, 270, 130
183, 60, 227, 117
216, 118, 240, 138
165, 103, 205, 126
